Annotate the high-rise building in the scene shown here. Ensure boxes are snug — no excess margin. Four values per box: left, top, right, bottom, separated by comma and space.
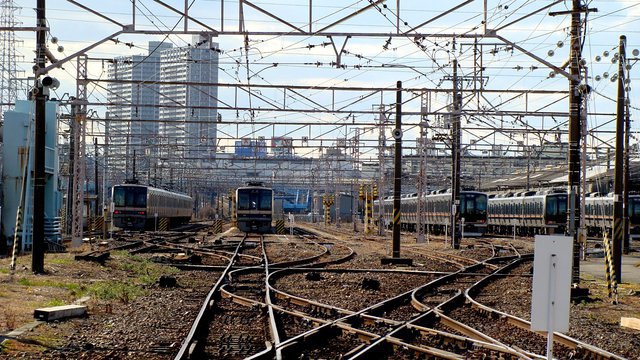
107, 41, 172, 182
159, 34, 219, 163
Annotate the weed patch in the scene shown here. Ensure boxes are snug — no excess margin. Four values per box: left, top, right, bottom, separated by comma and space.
89, 281, 146, 304
43, 299, 66, 307
113, 253, 178, 285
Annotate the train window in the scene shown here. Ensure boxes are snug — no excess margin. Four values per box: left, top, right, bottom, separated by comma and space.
113, 188, 125, 207
259, 190, 272, 210
113, 186, 147, 207
238, 189, 272, 211
630, 199, 640, 217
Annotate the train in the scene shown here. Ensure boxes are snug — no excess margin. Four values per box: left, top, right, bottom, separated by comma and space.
374, 188, 640, 240
584, 193, 640, 240
374, 190, 488, 236
487, 190, 567, 236
111, 184, 193, 231
236, 182, 274, 233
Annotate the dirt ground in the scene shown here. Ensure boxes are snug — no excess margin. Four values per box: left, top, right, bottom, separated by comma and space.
1, 228, 639, 358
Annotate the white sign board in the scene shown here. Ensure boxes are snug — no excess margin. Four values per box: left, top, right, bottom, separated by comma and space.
531, 235, 573, 332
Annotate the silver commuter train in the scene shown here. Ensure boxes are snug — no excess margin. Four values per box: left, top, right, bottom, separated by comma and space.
236, 182, 274, 233
112, 184, 193, 231
584, 193, 640, 240
487, 190, 567, 236
373, 190, 488, 236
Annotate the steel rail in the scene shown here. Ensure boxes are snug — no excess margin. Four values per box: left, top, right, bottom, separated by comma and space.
466, 257, 626, 360
224, 255, 522, 359
259, 234, 286, 359
346, 247, 534, 358
173, 234, 247, 360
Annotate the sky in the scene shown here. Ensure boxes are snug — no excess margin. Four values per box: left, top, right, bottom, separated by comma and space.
8, 0, 640, 160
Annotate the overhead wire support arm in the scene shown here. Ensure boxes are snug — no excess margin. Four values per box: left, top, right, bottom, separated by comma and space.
404, 0, 474, 34
66, 0, 126, 28
37, 30, 125, 76
494, 35, 576, 81
242, 0, 305, 33
152, 0, 219, 34
314, 0, 386, 34
493, 0, 564, 32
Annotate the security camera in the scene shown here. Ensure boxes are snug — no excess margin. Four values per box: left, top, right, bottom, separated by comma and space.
41, 76, 60, 90
392, 128, 403, 140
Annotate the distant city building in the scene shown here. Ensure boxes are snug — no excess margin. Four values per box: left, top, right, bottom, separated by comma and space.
107, 41, 172, 181
271, 136, 293, 157
107, 36, 219, 186
235, 138, 267, 158
159, 34, 219, 162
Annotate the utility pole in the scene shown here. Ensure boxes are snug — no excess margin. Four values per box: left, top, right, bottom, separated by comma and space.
624, 63, 631, 255
451, 60, 462, 250
381, 81, 411, 266
392, 81, 402, 257
377, 104, 387, 236
567, 0, 584, 284
613, 35, 626, 283
32, 0, 46, 273
66, 101, 76, 235
94, 138, 99, 218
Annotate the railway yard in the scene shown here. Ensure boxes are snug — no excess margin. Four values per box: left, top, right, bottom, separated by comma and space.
1, 222, 639, 359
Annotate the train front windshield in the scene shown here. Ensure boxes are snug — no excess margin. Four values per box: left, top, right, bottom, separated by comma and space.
113, 186, 147, 208
545, 195, 567, 222
238, 189, 272, 211
629, 197, 640, 221
460, 193, 487, 220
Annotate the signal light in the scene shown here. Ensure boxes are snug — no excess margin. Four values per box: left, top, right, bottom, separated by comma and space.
114, 210, 120, 214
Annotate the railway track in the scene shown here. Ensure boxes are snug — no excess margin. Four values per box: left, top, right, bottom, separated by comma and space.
69, 225, 626, 359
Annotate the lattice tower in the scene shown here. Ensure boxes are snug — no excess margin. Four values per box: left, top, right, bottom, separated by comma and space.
0, 0, 23, 120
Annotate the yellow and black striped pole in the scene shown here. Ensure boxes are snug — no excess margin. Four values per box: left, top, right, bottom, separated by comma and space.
276, 219, 285, 234
323, 195, 334, 226
366, 189, 374, 235
159, 218, 169, 231
603, 233, 618, 303
9, 207, 23, 272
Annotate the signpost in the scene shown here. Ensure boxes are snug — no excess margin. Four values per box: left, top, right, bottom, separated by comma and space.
531, 235, 573, 360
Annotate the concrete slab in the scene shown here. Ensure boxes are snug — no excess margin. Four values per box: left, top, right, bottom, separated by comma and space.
580, 251, 640, 284
33, 305, 87, 321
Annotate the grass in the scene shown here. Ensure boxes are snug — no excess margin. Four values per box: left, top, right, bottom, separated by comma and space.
43, 299, 67, 307
88, 280, 146, 304
113, 252, 179, 285
48, 257, 74, 266
5, 251, 178, 307
16, 277, 89, 298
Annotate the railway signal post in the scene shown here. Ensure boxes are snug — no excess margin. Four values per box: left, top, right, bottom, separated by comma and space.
381, 81, 412, 266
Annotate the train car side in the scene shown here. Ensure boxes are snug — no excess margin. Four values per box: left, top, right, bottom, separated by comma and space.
112, 184, 193, 231
584, 194, 640, 240
487, 191, 567, 236
373, 191, 488, 237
